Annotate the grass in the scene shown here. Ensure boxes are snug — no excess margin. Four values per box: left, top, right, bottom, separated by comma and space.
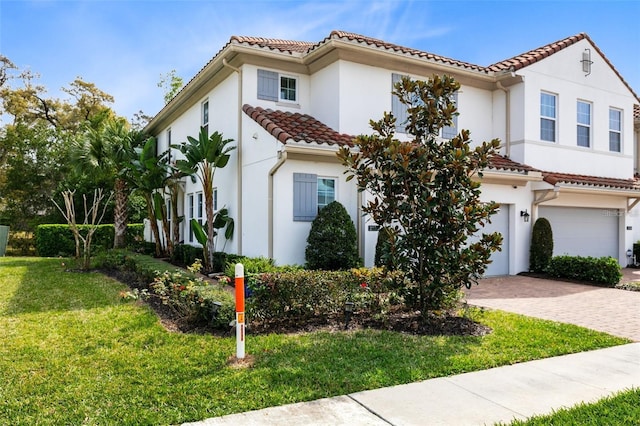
503, 388, 640, 425
0, 257, 631, 425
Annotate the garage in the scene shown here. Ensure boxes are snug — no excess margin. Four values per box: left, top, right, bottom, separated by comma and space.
537, 206, 619, 259
476, 204, 510, 276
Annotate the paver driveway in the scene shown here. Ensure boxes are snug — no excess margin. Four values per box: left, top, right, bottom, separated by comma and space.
465, 271, 640, 341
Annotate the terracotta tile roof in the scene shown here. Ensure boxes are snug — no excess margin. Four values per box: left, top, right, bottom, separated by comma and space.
489, 33, 639, 102
542, 171, 640, 191
242, 104, 355, 147
315, 30, 490, 73
487, 155, 538, 173
229, 35, 315, 54
635, 104, 640, 120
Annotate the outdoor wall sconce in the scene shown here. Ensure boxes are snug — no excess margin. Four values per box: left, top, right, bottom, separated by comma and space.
344, 301, 354, 330
520, 209, 530, 222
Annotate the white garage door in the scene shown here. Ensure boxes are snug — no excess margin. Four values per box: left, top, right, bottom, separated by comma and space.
538, 206, 619, 258
476, 204, 509, 276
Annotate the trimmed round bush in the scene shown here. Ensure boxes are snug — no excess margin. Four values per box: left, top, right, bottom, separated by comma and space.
305, 201, 361, 270
530, 217, 553, 272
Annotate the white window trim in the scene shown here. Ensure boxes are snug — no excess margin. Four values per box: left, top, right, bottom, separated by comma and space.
201, 99, 209, 128
576, 100, 592, 148
540, 91, 558, 143
187, 193, 194, 243
317, 176, 337, 212
609, 107, 623, 153
278, 74, 298, 103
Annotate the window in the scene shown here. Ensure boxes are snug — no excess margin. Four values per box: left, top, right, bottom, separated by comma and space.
201, 100, 209, 135
213, 187, 218, 211
280, 76, 297, 102
540, 92, 557, 142
293, 173, 336, 221
166, 128, 172, 164
196, 191, 203, 226
257, 69, 298, 103
391, 73, 409, 133
609, 108, 622, 152
442, 92, 459, 139
187, 193, 194, 243
576, 100, 591, 147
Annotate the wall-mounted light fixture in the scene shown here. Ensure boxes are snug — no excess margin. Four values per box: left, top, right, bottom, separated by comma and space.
581, 49, 593, 77
520, 209, 530, 222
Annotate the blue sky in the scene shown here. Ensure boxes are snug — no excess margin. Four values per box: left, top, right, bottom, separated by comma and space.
2, 0, 639, 122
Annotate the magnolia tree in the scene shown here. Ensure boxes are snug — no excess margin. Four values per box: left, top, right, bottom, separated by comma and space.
338, 74, 502, 315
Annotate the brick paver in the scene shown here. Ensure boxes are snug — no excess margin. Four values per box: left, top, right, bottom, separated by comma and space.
465, 271, 640, 341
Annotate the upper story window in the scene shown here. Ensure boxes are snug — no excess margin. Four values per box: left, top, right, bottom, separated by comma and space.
257, 69, 298, 103
391, 73, 409, 133
576, 100, 591, 148
213, 187, 218, 211
540, 92, 557, 142
187, 193, 194, 243
609, 108, 622, 152
441, 92, 459, 139
166, 128, 172, 164
201, 100, 209, 135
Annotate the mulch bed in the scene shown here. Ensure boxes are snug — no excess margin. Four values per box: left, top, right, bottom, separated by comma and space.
102, 267, 492, 338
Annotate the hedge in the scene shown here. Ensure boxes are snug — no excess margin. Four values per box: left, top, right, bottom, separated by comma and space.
95, 250, 234, 329
35, 223, 145, 257
546, 255, 622, 286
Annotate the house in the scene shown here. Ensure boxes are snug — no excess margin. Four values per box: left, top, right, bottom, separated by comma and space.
145, 31, 640, 275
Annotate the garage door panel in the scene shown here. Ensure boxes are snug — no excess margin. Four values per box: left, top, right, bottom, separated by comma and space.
538, 207, 618, 259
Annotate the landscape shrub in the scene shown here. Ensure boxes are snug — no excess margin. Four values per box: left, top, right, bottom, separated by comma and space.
546, 255, 622, 286
247, 268, 402, 324
305, 201, 361, 270
172, 244, 203, 268
530, 217, 553, 272
223, 256, 300, 278
95, 250, 234, 329
6, 231, 36, 256
36, 224, 145, 257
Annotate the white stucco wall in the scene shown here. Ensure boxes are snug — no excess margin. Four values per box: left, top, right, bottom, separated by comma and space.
510, 39, 636, 178
271, 158, 359, 266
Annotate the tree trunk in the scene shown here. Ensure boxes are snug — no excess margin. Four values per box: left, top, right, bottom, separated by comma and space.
113, 178, 128, 249
145, 194, 163, 257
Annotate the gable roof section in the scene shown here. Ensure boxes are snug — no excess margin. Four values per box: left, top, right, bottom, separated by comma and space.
242, 104, 355, 147
229, 35, 315, 54
489, 33, 639, 102
313, 31, 490, 73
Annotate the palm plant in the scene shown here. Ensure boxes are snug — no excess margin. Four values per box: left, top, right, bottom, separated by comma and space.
73, 117, 142, 248
127, 136, 169, 257
173, 127, 235, 271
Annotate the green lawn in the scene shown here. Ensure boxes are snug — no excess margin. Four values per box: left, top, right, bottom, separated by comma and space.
0, 257, 629, 425
504, 388, 640, 425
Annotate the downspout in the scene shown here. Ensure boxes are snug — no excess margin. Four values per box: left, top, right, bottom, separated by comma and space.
496, 81, 511, 158
223, 58, 243, 255
268, 151, 288, 259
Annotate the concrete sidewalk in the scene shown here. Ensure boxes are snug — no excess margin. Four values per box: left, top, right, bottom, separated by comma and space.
183, 343, 640, 426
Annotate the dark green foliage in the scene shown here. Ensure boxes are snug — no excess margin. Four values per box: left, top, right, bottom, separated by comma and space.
546, 255, 622, 286
36, 224, 144, 257
247, 268, 401, 324
95, 250, 234, 329
338, 75, 501, 314
374, 226, 396, 268
530, 217, 553, 272
305, 201, 361, 270
171, 244, 204, 267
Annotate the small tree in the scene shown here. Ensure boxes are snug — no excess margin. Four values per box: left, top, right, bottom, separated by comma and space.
530, 217, 553, 272
338, 74, 502, 315
52, 188, 113, 269
305, 201, 360, 270
173, 127, 235, 272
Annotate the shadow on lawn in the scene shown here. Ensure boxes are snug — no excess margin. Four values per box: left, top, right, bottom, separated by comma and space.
2, 257, 124, 315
